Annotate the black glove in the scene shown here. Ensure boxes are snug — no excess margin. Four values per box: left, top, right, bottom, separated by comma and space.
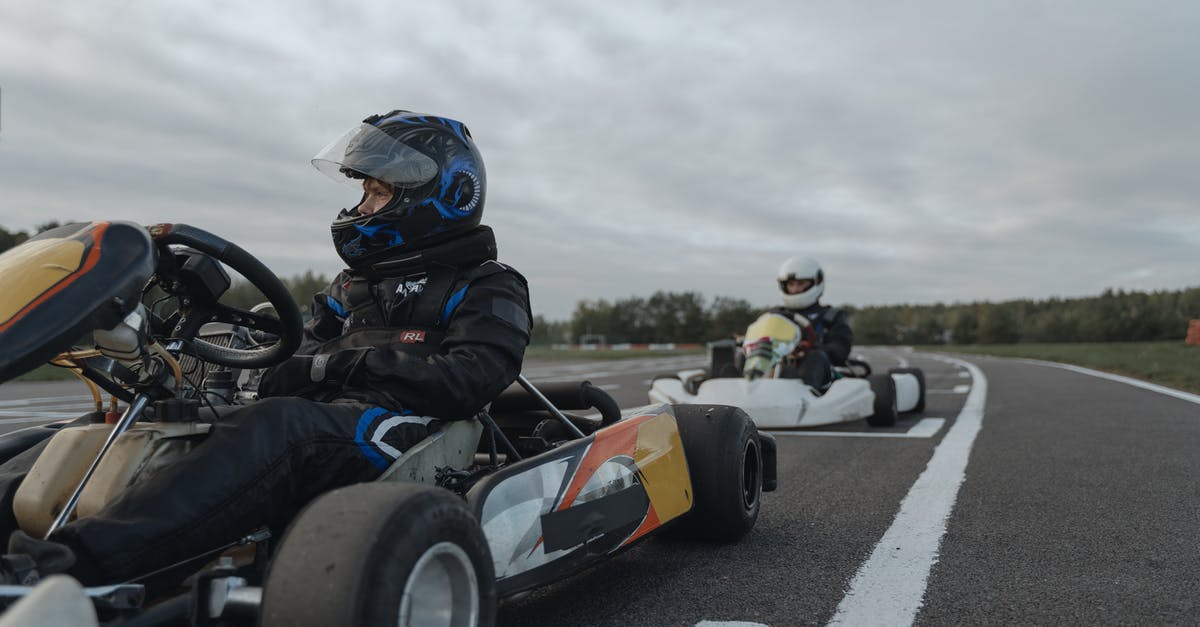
257, 348, 374, 398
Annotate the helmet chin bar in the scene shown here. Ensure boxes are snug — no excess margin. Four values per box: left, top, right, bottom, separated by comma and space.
781, 287, 822, 309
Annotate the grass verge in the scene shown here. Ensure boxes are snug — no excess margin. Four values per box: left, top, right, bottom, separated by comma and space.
523, 346, 705, 361
13, 364, 82, 383
922, 341, 1199, 394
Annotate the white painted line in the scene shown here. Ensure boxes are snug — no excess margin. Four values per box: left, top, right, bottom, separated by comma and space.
595, 383, 621, 391
829, 355, 986, 626
905, 418, 946, 438
695, 622, 769, 627
952, 384, 970, 393
0, 415, 73, 424
766, 418, 945, 439
957, 371, 970, 378
1013, 359, 1200, 406
0, 395, 94, 408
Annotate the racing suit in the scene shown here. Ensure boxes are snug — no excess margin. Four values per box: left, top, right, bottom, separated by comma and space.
768, 303, 853, 389
0, 226, 531, 591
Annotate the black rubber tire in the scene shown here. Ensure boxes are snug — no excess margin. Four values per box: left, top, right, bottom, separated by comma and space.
889, 367, 926, 413
261, 483, 496, 627
666, 404, 763, 543
866, 374, 899, 427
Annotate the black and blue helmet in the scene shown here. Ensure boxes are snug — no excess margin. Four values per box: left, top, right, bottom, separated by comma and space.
314, 110, 486, 268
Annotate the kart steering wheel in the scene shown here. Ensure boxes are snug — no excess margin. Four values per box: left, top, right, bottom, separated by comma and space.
150, 224, 304, 369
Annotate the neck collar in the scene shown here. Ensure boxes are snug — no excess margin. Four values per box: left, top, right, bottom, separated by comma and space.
360, 226, 497, 278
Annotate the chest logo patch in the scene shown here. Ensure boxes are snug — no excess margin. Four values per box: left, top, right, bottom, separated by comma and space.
395, 276, 428, 300
399, 330, 427, 343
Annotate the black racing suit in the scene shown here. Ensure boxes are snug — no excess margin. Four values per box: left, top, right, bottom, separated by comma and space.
0, 226, 530, 591
768, 303, 853, 388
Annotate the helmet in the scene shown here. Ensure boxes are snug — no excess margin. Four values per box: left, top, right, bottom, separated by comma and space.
313, 110, 486, 268
777, 256, 824, 309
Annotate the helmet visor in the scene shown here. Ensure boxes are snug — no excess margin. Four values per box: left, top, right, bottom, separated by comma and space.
312, 123, 438, 190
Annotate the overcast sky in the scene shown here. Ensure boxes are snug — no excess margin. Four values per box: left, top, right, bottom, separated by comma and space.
1, 1, 1197, 319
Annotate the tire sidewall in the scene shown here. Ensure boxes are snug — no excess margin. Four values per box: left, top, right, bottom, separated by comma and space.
359, 490, 497, 627
261, 483, 497, 627
671, 405, 763, 542
867, 374, 898, 426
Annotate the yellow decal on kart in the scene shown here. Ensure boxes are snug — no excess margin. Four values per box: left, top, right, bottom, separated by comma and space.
0, 223, 106, 331
624, 410, 692, 544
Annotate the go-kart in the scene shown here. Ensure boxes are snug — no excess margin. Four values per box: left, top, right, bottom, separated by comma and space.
649, 312, 926, 429
0, 221, 776, 626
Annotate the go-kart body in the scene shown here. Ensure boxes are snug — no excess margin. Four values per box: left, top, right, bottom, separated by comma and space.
0, 221, 775, 626
649, 312, 925, 429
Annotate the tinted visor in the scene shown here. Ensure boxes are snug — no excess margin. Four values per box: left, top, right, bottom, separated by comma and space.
312, 123, 438, 189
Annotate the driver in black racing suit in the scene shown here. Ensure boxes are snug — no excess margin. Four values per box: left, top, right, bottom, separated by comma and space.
0, 110, 532, 593
768, 256, 853, 389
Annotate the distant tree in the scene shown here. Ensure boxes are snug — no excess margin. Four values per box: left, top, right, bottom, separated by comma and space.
219, 271, 330, 317
0, 227, 28, 253
531, 315, 571, 345
706, 296, 758, 340
1, 220, 72, 253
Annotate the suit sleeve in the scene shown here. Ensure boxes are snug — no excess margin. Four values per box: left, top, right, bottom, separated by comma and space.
821, 310, 854, 366
349, 270, 531, 419
297, 273, 349, 353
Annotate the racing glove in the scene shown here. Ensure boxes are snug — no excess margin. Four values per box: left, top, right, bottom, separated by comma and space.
257, 347, 374, 398
743, 341, 776, 380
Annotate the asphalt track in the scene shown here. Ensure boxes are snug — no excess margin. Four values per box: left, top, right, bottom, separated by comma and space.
1, 349, 1197, 625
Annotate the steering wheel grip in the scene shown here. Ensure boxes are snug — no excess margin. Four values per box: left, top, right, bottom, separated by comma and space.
153, 223, 305, 369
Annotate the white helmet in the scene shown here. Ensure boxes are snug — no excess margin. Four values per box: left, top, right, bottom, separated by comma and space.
777, 256, 824, 309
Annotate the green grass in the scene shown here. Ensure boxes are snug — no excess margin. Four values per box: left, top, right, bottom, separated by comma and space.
921, 341, 1200, 394
523, 346, 705, 361
13, 363, 82, 382
6, 347, 703, 382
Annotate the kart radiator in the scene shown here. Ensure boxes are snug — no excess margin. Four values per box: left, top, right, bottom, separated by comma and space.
177, 326, 241, 386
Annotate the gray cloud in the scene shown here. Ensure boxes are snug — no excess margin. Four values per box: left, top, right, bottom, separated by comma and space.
2, 0, 1197, 319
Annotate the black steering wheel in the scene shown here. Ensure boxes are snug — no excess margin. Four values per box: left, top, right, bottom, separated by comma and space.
150, 224, 304, 369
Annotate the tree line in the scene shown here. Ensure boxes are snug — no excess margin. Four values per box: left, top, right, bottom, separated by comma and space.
533, 288, 1200, 346
1, 222, 329, 315
7, 224, 1197, 345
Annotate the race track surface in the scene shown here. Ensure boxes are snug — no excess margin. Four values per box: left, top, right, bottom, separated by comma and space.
1, 349, 1196, 625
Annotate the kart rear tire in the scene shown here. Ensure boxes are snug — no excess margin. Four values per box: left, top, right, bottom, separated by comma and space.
667, 404, 763, 543
866, 374, 899, 427
261, 482, 496, 627
889, 367, 926, 412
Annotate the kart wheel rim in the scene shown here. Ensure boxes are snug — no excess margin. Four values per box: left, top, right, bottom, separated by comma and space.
741, 439, 761, 511
398, 541, 479, 627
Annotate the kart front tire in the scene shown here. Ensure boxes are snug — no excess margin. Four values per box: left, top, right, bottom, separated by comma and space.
889, 367, 926, 413
866, 374, 899, 427
261, 482, 496, 627
667, 404, 763, 543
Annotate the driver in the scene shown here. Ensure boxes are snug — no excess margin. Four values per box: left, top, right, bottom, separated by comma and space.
769, 256, 853, 389
0, 110, 532, 592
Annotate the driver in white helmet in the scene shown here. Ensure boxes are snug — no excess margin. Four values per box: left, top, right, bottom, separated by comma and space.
770, 256, 853, 390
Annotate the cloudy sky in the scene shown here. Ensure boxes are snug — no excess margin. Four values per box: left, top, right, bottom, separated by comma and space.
1, 1, 1197, 319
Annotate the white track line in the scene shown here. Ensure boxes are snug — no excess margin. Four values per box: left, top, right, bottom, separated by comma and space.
829, 355, 986, 626
0, 415, 74, 424
1012, 359, 1200, 406
0, 395, 95, 407
766, 418, 945, 439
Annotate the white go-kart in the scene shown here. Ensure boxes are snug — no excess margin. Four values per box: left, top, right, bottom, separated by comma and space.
649, 313, 925, 429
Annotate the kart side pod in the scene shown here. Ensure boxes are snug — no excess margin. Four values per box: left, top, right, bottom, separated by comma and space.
14, 422, 211, 538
